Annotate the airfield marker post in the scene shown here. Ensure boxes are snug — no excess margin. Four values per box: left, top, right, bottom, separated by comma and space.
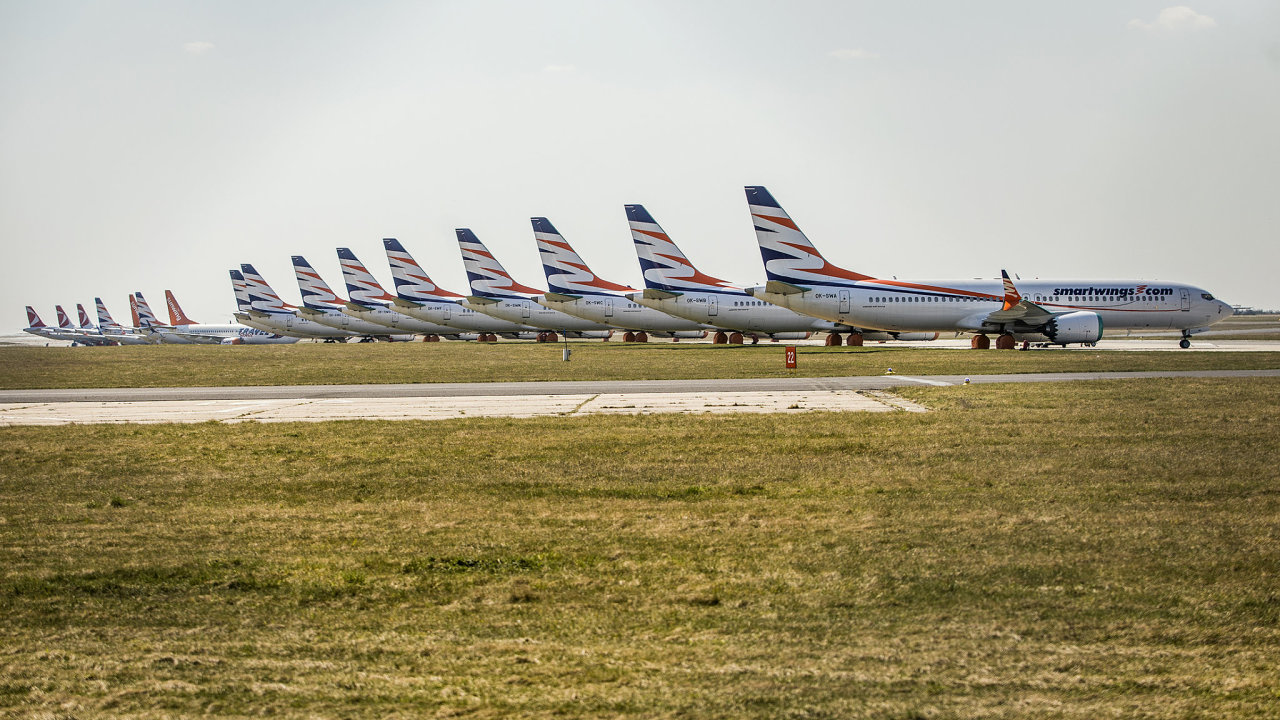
785, 346, 797, 369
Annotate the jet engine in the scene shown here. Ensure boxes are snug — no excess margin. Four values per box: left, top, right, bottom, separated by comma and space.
1042, 311, 1103, 344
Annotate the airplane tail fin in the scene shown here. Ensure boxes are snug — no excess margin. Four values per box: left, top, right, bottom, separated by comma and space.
133, 292, 165, 329
745, 186, 871, 287
129, 295, 141, 328
626, 204, 736, 293
77, 303, 95, 329
337, 248, 396, 306
239, 264, 296, 313
531, 217, 634, 296
292, 256, 345, 309
456, 229, 544, 299
1000, 270, 1022, 311
229, 270, 253, 312
95, 297, 122, 330
383, 238, 463, 301
56, 305, 74, 329
25, 306, 46, 328
165, 290, 198, 325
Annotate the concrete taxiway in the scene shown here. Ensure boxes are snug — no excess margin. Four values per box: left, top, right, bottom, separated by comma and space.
0, 369, 1275, 425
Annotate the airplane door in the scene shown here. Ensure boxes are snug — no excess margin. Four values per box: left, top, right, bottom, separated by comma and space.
708, 295, 718, 317
521, 302, 531, 319
605, 298, 614, 318
442, 305, 451, 321
1180, 288, 1190, 311
839, 290, 850, 314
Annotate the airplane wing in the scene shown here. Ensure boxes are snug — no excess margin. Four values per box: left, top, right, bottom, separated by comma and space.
981, 270, 1056, 329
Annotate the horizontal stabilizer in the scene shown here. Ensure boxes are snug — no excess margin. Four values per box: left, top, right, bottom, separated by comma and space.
544, 292, 583, 303
766, 280, 810, 295
642, 288, 683, 300
466, 295, 499, 305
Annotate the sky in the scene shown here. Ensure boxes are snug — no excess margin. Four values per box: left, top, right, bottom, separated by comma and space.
2, 0, 1278, 328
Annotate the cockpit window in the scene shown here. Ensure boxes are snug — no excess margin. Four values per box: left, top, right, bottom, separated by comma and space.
1201, 293, 1214, 301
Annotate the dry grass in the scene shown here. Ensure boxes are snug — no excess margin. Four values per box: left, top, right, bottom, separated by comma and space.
1, 378, 1278, 717
1, 343, 1278, 389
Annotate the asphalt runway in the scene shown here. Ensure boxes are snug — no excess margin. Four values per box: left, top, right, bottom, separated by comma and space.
1, 369, 1276, 425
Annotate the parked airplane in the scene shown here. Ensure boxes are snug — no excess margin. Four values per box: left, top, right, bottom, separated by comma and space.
49, 304, 112, 345
292, 256, 416, 340
23, 306, 78, 343
531, 217, 708, 342
457, 229, 614, 341
228, 271, 290, 335
95, 298, 150, 345
238, 264, 358, 341
335, 248, 467, 339
383, 238, 541, 341
743, 186, 1233, 348
71, 303, 122, 346
161, 290, 297, 344
622, 204, 936, 345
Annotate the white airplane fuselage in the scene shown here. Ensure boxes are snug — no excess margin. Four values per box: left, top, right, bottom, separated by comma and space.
750, 278, 1232, 335
536, 293, 707, 334
465, 296, 614, 333
628, 289, 826, 333
243, 311, 356, 339
340, 304, 458, 336
297, 307, 415, 337
391, 298, 538, 334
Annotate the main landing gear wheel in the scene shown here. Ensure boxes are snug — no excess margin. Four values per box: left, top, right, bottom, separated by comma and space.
1180, 338, 1191, 349
971, 334, 991, 350
845, 332, 864, 347
712, 331, 727, 344
825, 333, 842, 346
635, 331, 648, 343
728, 332, 743, 345
995, 333, 1016, 350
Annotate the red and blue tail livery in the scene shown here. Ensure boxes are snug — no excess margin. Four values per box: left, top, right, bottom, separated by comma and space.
337, 247, 397, 307
457, 229, 544, 300
292, 256, 346, 309
532, 217, 635, 297
383, 238, 463, 302
627, 204, 736, 294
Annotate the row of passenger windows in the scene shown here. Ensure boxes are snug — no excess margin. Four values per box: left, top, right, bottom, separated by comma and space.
871, 296, 967, 303
732, 300, 767, 306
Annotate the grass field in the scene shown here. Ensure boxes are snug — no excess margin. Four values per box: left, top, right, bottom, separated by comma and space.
3, 343, 1280, 389
2, 378, 1278, 717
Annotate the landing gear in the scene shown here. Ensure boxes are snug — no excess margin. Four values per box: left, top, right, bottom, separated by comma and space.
845, 332, 864, 347
1180, 337, 1191, 349
825, 333, 842, 346
635, 332, 648, 343
728, 332, 743, 345
712, 331, 727, 344
623, 331, 635, 342
971, 334, 991, 350
995, 333, 1016, 350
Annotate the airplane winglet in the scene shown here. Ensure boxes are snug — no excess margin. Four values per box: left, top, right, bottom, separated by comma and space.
1000, 270, 1022, 311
